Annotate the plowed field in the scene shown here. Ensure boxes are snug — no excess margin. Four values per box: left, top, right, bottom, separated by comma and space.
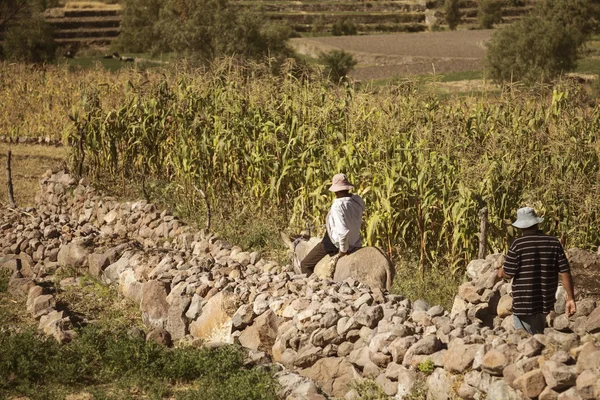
290, 30, 493, 81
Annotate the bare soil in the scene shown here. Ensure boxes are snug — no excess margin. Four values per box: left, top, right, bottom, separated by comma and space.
291, 30, 493, 81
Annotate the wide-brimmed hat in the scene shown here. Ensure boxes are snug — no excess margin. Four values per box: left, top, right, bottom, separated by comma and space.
512, 207, 544, 229
328, 173, 354, 192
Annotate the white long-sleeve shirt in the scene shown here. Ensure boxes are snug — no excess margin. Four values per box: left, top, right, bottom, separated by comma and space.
326, 194, 365, 253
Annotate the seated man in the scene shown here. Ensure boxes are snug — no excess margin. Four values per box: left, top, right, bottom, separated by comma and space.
300, 173, 365, 274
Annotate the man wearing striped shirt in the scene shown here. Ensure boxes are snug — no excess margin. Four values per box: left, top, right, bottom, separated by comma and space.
497, 207, 576, 334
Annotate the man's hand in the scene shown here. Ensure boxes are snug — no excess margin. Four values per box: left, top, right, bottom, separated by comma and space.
497, 266, 510, 280
565, 299, 577, 317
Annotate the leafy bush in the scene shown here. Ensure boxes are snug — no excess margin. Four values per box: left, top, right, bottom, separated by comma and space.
478, 0, 503, 29
319, 49, 357, 82
486, 16, 579, 84
444, 0, 461, 30
2, 12, 56, 63
331, 20, 358, 36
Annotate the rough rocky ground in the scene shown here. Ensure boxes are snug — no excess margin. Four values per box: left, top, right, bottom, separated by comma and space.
2, 170, 600, 400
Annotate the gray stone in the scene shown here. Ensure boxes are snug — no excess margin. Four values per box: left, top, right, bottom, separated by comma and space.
354, 305, 383, 329
57, 241, 90, 268
426, 368, 454, 400
443, 340, 479, 373
140, 280, 170, 330
487, 380, 525, 400
541, 360, 577, 390
584, 306, 600, 333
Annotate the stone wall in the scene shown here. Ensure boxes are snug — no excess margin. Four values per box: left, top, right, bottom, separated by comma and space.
2, 170, 600, 400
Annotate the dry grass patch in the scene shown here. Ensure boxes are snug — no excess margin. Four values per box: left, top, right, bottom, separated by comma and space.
0, 144, 66, 208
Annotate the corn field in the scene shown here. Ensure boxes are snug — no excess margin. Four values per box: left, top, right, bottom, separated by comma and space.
5, 61, 600, 273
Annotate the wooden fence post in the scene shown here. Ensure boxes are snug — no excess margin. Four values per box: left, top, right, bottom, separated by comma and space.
478, 207, 488, 260
6, 150, 15, 208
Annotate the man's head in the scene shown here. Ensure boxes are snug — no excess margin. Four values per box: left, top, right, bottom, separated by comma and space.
329, 173, 354, 198
512, 207, 544, 232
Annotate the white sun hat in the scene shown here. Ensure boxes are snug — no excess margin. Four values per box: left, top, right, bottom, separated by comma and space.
328, 173, 355, 192
512, 207, 544, 229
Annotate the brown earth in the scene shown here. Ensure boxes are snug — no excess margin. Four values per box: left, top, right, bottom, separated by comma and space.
290, 30, 493, 81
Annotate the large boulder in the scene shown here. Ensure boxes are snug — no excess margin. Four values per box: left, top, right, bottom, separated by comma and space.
57, 240, 90, 268
189, 291, 239, 343
288, 237, 393, 291
140, 280, 169, 330
299, 357, 361, 398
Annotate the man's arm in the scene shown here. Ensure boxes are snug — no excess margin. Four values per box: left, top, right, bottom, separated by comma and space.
498, 244, 519, 280
557, 245, 576, 317
561, 272, 576, 317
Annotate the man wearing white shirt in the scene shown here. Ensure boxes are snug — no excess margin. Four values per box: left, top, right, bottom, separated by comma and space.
300, 173, 365, 274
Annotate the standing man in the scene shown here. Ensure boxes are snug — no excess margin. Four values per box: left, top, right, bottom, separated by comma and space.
300, 173, 365, 274
497, 207, 576, 334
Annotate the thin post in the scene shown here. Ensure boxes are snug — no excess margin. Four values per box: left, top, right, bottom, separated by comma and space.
6, 151, 15, 208
194, 185, 211, 232
478, 207, 489, 260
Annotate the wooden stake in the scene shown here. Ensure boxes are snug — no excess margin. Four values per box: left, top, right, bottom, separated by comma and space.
6, 150, 15, 208
478, 207, 489, 260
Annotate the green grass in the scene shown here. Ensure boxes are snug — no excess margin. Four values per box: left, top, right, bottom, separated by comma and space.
0, 327, 279, 400
1, 271, 279, 400
575, 57, 600, 76
0, 269, 9, 293
392, 264, 463, 310
59, 53, 171, 72
437, 70, 484, 82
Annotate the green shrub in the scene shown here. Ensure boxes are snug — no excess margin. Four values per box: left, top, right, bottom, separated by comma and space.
331, 20, 358, 36
444, 0, 461, 30
486, 16, 579, 84
478, 0, 503, 29
417, 359, 435, 375
2, 12, 56, 63
352, 379, 388, 400
319, 49, 357, 82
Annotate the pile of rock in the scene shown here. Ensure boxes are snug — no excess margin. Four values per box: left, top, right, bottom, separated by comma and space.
1, 170, 599, 400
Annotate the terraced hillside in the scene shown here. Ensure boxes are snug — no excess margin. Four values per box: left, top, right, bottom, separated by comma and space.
44, 6, 121, 48
40, 0, 537, 49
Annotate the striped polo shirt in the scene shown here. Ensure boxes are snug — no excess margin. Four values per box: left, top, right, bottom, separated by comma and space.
503, 231, 570, 316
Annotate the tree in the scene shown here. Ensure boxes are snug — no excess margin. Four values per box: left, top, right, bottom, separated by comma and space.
535, 0, 600, 46
116, 0, 292, 62
3, 11, 56, 63
444, 0, 461, 30
0, 0, 56, 31
485, 16, 579, 84
478, 0, 503, 29
111, 0, 162, 53
319, 50, 357, 83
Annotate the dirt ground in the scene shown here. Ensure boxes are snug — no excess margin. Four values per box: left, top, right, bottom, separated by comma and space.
291, 30, 493, 81
0, 144, 67, 208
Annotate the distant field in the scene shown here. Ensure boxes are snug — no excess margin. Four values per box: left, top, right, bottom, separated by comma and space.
291, 29, 492, 81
